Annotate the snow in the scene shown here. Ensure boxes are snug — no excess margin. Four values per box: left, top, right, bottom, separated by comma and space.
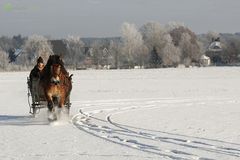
0, 67, 240, 160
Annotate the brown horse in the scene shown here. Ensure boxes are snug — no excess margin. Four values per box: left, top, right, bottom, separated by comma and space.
40, 55, 72, 120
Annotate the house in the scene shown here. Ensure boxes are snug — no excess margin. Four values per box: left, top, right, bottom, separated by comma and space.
50, 40, 68, 55
8, 48, 23, 63
208, 37, 222, 52
206, 37, 224, 65
200, 55, 211, 67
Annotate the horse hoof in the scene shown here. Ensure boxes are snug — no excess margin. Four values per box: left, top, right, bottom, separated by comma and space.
48, 112, 57, 121
48, 117, 57, 122
48, 117, 56, 121
61, 108, 69, 115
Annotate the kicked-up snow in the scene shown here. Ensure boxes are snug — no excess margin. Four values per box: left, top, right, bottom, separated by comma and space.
0, 67, 240, 160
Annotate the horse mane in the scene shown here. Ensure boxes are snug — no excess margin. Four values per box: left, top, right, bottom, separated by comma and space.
41, 55, 69, 81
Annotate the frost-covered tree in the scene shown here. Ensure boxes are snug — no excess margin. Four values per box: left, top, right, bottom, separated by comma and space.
121, 22, 144, 68
136, 44, 149, 67
140, 22, 167, 50
179, 33, 201, 66
206, 31, 220, 43
0, 49, 9, 70
140, 22, 170, 67
109, 40, 122, 69
64, 35, 85, 67
162, 34, 181, 67
197, 40, 205, 56
149, 46, 161, 68
91, 41, 103, 68
170, 26, 198, 47
165, 21, 185, 32
221, 37, 240, 64
18, 35, 52, 66
169, 26, 201, 66
0, 36, 14, 52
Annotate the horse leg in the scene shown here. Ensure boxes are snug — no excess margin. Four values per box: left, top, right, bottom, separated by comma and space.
59, 96, 69, 116
46, 94, 54, 112
46, 93, 57, 121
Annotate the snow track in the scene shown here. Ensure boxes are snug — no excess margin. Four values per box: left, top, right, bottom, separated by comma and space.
72, 98, 240, 160
1, 68, 240, 160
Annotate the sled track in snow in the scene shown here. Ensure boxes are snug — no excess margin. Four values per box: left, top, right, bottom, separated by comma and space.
71, 97, 240, 160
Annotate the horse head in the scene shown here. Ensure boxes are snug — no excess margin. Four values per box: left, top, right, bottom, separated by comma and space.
41, 55, 68, 80
50, 63, 61, 85
46, 55, 64, 67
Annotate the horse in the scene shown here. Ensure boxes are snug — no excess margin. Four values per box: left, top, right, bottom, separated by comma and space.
40, 55, 73, 120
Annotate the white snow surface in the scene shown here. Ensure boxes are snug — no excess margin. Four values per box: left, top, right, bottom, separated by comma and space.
0, 67, 240, 160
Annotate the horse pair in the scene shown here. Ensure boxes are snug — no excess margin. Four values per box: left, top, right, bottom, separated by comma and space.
39, 55, 72, 121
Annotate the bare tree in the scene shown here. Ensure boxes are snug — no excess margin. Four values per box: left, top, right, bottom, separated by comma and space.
121, 22, 144, 68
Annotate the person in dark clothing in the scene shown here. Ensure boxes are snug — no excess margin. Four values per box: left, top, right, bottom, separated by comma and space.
29, 57, 45, 90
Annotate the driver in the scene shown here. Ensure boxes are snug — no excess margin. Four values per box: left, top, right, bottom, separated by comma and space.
29, 57, 44, 90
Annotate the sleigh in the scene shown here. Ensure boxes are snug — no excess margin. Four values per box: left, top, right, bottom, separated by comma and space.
27, 77, 71, 116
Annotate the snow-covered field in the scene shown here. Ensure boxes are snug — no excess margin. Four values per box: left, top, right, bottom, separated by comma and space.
0, 67, 240, 160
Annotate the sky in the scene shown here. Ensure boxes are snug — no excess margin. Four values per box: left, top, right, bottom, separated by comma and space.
0, 0, 240, 38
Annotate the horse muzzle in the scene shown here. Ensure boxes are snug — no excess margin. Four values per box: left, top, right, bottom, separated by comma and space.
50, 77, 60, 85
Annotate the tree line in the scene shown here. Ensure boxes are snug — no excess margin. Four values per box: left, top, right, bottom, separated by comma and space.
1, 22, 240, 71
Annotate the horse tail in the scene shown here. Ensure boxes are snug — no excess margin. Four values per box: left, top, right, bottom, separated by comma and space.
69, 74, 73, 81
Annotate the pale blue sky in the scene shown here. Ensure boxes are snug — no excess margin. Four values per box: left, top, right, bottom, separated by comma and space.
0, 0, 240, 38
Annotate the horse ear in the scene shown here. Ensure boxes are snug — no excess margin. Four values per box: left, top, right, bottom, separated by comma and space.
59, 55, 65, 64
69, 74, 73, 81
59, 55, 63, 61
